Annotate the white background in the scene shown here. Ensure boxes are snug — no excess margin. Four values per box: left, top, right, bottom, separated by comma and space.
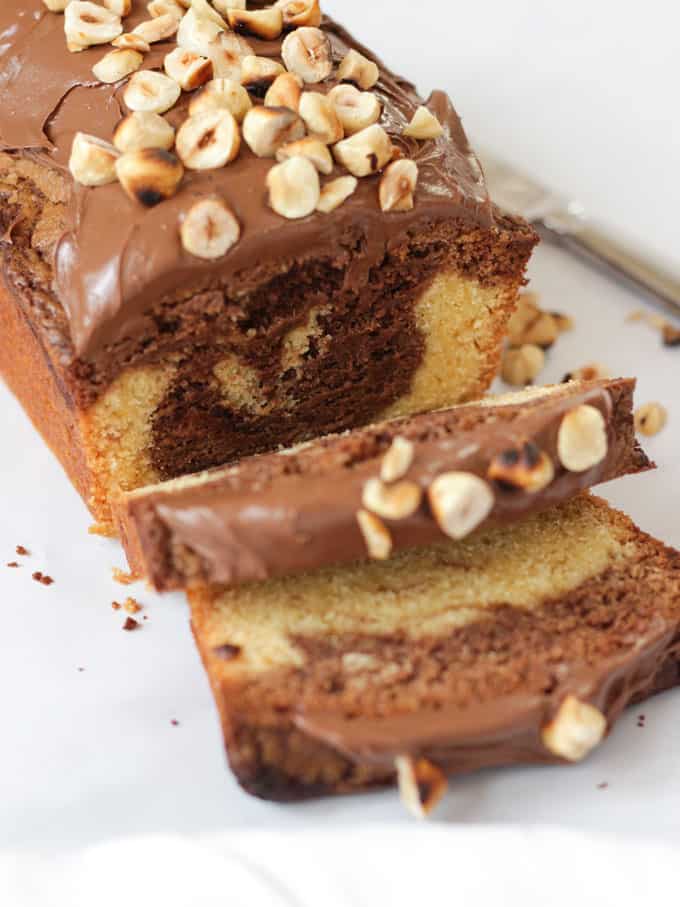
1, 0, 680, 897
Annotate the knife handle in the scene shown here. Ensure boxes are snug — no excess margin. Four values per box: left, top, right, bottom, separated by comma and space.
539, 221, 680, 318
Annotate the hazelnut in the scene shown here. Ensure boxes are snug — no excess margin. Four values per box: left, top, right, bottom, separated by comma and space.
147, 0, 184, 19
124, 70, 181, 115
227, 7, 283, 41
189, 78, 252, 122
64, 2, 123, 52
506, 294, 541, 346
176, 8, 224, 57
662, 323, 680, 346
276, 137, 333, 174
264, 72, 303, 112
132, 13, 179, 44
189, 0, 227, 28
557, 404, 608, 472
212, 0, 244, 12
92, 47, 143, 83
488, 442, 555, 493
316, 175, 358, 213
180, 197, 240, 260
164, 47, 213, 91
275, 0, 322, 29
551, 311, 574, 333
520, 311, 559, 349
112, 33, 151, 52
634, 402, 668, 437
356, 509, 392, 560
562, 363, 610, 383
115, 147, 184, 206
327, 84, 381, 136
541, 695, 607, 762
362, 478, 422, 521
428, 471, 494, 540
281, 26, 332, 84
380, 436, 415, 483
68, 132, 120, 186
175, 109, 240, 170
42, 0, 71, 10
395, 755, 448, 819
208, 31, 254, 81
298, 92, 344, 144
266, 156, 320, 219
403, 105, 444, 140
332, 124, 393, 177
379, 159, 418, 212
501, 344, 545, 387
240, 55, 286, 98
113, 110, 175, 153
242, 105, 305, 158
100, 0, 132, 16
337, 48, 379, 90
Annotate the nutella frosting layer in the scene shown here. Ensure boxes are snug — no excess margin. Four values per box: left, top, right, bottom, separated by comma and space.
119, 378, 652, 589
0, 2, 492, 358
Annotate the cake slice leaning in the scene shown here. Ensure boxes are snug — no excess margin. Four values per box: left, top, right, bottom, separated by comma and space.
118, 378, 651, 590
189, 495, 680, 810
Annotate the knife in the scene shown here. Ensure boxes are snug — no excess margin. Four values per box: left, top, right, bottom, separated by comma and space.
477, 149, 680, 318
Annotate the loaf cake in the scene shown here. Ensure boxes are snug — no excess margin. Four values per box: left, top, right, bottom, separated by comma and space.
189, 495, 680, 810
118, 377, 651, 590
0, 1, 537, 533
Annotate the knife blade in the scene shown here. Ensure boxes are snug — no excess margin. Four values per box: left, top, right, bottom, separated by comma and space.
477, 149, 680, 318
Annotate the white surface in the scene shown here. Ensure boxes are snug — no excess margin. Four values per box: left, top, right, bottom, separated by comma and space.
1, 0, 680, 894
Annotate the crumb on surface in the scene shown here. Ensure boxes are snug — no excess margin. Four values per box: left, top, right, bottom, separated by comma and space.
597, 782, 609, 790
113, 567, 136, 585
7, 562, 20, 568
32, 571, 54, 586
171, 719, 179, 727
123, 597, 142, 614
16, 545, 29, 556
112, 601, 122, 610
77, 667, 85, 672
122, 617, 141, 632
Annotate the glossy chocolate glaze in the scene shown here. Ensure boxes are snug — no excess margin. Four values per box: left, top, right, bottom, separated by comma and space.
121, 379, 652, 588
0, 2, 492, 359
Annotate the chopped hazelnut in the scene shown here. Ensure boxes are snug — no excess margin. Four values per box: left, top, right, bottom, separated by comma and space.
403, 106, 444, 140
180, 197, 240, 260
276, 137, 333, 174
242, 105, 305, 158
332, 124, 393, 178
164, 47, 213, 91
488, 442, 555, 493
562, 363, 610, 383
634, 402, 668, 437
327, 84, 381, 136
132, 12, 179, 44
147, 0, 184, 19
275, 0, 322, 29
112, 33, 151, 53
542, 695, 607, 761
64, 1, 123, 52
501, 344, 545, 386
298, 92, 344, 144
379, 159, 418, 212
281, 26, 333, 84
428, 471, 494, 540
115, 147, 184, 206
380, 436, 415, 483
175, 109, 240, 170
362, 478, 422, 521
113, 111, 175, 153
316, 176, 358, 213
266, 156, 320, 219
92, 47, 143, 83
227, 7, 283, 41
264, 72, 303, 112
207, 31, 254, 81
240, 55, 286, 98
124, 70, 181, 115
557, 404, 608, 472
395, 755, 448, 819
189, 78, 252, 122
69, 132, 120, 187
356, 509, 392, 560
176, 9, 224, 57
337, 48, 379, 90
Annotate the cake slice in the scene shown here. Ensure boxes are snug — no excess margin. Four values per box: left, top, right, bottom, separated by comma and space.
189, 494, 680, 810
118, 378, 651, 590
0, 3, 536, 532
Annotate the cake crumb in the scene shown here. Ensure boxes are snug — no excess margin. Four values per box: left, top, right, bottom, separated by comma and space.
112, 567, 136, 585
16, 545, 30, 556
170, 719, 179, 727
32, 571, 54, 586
122, 617, 141, 632
123, 597, 142, 615
112, 601, 122, 611
662, 323, 680, 346
597, 782, 609, 790
77, 667, 85, 672
7, 562, 20, 568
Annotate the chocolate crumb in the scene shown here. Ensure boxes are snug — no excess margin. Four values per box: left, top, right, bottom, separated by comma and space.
16, 545, 29, 556
170, 719, 179, 727
112, 567, 136, 585
122, 617, 141, 631
7, 562, 20, 568
662, 324, 680, 347
32, 571, 54, 586
597, 782, 609, 790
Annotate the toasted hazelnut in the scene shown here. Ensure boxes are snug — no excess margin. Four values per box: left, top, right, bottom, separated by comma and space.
242, 105, 305, 158
92, 48, 143, 83
264, 72, 303, 112
379, 159, 418, 212
164, 47, 213, 91
428, 472, 494, 540
276, 0, 322, 28
501, 344, 545, 386
240, 55, 286, 98
395, 755, 448, 819
175, 109, 240, 170
189, 78, 252, 122
337, 48, 379, 90
189, 0, 228, 28
551, 311, 574, 333
276, 137, 333, 174
180, 197, 240, 260
541, 695, 607, 762
316, 175, 358, 213
381, 436, 414, 483
266, 156, 320, 219
112, 33, 151, 52
520, 311, 559, 349
132, 13, 179, 44
634, 402, 668, 437
227, 7, 283, 41
327, 84, 381, 136
356, 509, 392, 560
208, 31, 254, 81
147, 0, 184, 19
298, 92, 343, 144
562, 363, 610, 382
403, 105, 444, 140
64, 2, 123, 52
362, 478, 422, 521
662, 323, 680, 346
488, 442, 555, 493
100, 0, 131, 16
506, 294, 541, 346
124, 70, 181, 114
68, 132, 120, 186
557, 404, 608, 472
332, 124, 393, 178
176, 8, 224, 56
113, 110, 175, 153
42, 0, 71, 11
212, 0, 244, 12
115, 147, 184, 206
281, 26, 332, 84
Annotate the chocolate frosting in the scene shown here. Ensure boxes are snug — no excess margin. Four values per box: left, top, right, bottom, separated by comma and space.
0, 2, 492, 359
126, 380, 651, 587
